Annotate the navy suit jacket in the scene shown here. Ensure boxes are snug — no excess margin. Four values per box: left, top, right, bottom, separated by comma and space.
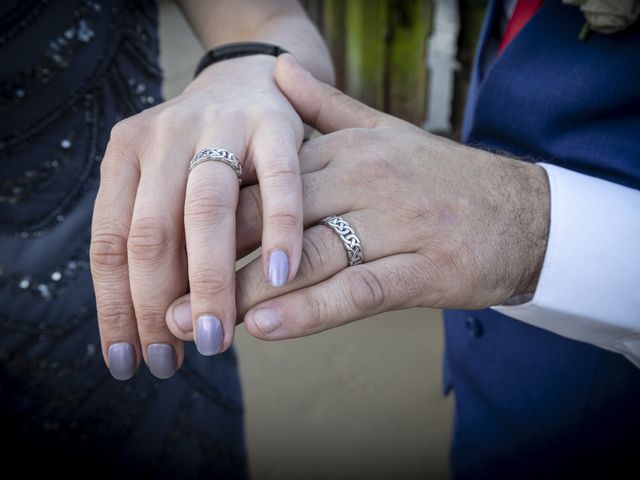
443, 1, 640, 478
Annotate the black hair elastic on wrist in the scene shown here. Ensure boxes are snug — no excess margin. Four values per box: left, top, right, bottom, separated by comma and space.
194, 42, 289, 78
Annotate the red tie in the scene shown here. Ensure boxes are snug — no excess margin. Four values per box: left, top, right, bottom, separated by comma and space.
499, 0, 543, 52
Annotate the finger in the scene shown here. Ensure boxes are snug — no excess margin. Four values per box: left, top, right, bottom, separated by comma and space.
251, 120, 303, 288
235, 134, 335, 256
244, 253, 428, 340
167, 209, 411, 337
237, 207, 415, 318
166, 294, 194, 340
274, 53, 401, 133
184, 138, 243, 356
127, 144, 188, 379
236, 130, 365, 256
90, 123, 141, 381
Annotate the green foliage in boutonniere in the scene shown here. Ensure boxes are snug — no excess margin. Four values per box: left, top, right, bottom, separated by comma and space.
563, 0, 640, 40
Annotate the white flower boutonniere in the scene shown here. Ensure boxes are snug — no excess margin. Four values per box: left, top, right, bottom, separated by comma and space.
563, 0, 640, 39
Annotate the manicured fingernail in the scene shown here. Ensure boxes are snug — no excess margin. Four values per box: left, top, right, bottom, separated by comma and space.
108, 342, 136, 381
253, 307, 282, 334
268, 250, 289, 287
174, 302, 192, 332
147, 343, 177, 379
195, 316, 223, 356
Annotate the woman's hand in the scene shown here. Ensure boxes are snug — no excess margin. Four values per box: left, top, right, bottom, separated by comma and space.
166, 54, 550, 341
90, 55, 305, 379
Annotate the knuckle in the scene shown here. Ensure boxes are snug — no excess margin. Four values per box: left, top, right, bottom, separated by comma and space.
345, 267, 386, 313
342, 155, 390, 190
109, 120, 129, 142
184, 185, 235, 225
102, 133, 135, 177
157, 105, 192, 131
90, 228, 129, 269
306, 292, 328, 330
367, 156, 397, 178
365, 111, 386, 129
110, 118, 142, 144
127, 216, 170, 263
201, 105, 222, 123
259, 165, 300, 186
104, 116, 152, 170
299, 231, 333, 275
342, 126, 370, 147
96, 299, 132, 329
335, 128, 362, 148
245, 102, 284, 121
156, 106, 176, 125
415, 259, 451, 308
244, 103, 267, 120
315, 89, 346, 126
189, 270, 231, 298
425, 240, 468, 280
266, 208, 300, 229
136, 309, 170, 335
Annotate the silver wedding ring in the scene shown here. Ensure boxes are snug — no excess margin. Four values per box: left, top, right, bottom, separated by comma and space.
189, 147, 243, 184
319, 215, 364, 266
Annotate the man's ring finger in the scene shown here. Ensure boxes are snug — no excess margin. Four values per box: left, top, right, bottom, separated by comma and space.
319, 215, 364, 266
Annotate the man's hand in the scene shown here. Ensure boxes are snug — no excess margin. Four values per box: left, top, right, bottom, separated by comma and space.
167, 54, 550, 341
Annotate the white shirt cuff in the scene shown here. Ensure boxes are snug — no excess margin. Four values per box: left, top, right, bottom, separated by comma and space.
492, 163, 640, 367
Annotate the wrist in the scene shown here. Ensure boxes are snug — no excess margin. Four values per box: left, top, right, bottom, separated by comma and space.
498, 159, 550, 298
466, 150, 551, 306
194, 41, 288, 78
185, 54, 277, 93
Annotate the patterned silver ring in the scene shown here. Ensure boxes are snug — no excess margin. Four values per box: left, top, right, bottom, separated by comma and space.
189, 147, 243, 184
319, 215, 364, 266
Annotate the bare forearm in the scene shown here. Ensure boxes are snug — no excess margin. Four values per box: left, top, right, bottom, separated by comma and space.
175, 0, 334, 84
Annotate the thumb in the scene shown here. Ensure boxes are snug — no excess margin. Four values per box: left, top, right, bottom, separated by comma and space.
166, 293, 246, 341
275, 54, 396, 133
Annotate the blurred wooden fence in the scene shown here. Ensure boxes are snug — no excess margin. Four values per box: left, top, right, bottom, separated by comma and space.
301, 0, 487, 135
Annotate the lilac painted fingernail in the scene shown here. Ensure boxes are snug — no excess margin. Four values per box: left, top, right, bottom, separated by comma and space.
253, 307, 282, 334
108, 342, 136, 381
268, 250, 289, 287
174, 302, 192, 332
147, 344, 177, 379
195, 316, 223, 356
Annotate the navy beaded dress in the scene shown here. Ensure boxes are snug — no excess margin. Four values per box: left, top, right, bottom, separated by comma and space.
0, 1, 247, 477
